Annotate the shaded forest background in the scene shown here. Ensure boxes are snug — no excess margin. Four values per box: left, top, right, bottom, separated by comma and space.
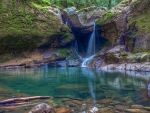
48, 0, 122, 9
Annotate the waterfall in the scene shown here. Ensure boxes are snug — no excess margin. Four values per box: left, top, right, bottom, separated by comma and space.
65, 18, 70, 27
81, 21, 96, 67
87, 21, 96, 57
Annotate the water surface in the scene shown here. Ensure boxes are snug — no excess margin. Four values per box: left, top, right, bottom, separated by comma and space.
0, 67, 150, 112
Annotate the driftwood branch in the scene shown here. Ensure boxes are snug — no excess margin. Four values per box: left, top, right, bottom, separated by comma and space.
0, 96, 53, 105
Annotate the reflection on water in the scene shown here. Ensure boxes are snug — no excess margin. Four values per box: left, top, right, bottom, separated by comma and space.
0, 67, 150, 112
81, 68, 96, 105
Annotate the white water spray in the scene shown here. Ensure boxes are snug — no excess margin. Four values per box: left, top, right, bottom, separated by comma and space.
81, 55, 95, 67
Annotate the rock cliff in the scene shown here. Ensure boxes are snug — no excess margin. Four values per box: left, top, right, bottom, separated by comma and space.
0, 0, 75, 67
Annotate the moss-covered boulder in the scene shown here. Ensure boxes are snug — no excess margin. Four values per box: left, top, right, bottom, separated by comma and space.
0, 0, 73, 55
64, 6, 107, 34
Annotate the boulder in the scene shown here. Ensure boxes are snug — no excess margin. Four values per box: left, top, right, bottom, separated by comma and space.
64, 6, 107, 34
63, 7, 77, 16
0, 0, 74, 65
29, 103, 56, 113
68, 59, 81, 67
105, 45, 126, 64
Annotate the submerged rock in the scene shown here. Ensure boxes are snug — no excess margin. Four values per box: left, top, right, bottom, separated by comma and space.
130, 105, 144, 109
56, 108, 72, 113
125, 108, 149, 113
98, 106, 115, 113
29, 103, 56, 113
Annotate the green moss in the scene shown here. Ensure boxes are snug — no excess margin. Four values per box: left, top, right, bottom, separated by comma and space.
133, 47, 150, 53
0, 36, 41, 54
97, 11, 116, 25
0, 0, 62, 55
31, 2, 50, 10
121, 52, 129, 57
120, 0, 127, 4
56, 49, 68, 58
129, 12, 150, 35
60, 25, 72, 43
0, 54, 26, 63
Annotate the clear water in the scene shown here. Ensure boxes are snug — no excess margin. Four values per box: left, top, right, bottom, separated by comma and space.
0, 67, 150, 113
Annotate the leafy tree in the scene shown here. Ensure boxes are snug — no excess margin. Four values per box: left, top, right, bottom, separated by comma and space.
49, 0, 122, 9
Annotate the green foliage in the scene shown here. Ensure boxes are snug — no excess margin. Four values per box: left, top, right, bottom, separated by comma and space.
97, 11, 116, 24
129, 12, 150, 35
56, 48, 68, 58
49, 0, 122, 9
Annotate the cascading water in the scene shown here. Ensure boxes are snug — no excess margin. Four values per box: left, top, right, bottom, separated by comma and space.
87, 21, 96, 57
65, 18, 70, 27
81, 21, 96, 67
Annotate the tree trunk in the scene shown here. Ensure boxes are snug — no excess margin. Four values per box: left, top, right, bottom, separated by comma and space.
108, 0, 112, 9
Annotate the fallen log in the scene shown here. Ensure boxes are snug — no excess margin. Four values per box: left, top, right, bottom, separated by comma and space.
0, 96, 53, 105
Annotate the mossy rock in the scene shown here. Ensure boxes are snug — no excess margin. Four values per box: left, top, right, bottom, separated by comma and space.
97, 11, 116, 25
0, 0, 66, 55
60, 25, 73, 44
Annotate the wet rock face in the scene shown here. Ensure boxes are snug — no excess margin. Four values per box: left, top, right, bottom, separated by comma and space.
29, 103, 56, 113
100, 21, 118, 45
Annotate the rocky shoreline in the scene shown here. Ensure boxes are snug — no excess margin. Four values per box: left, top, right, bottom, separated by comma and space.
1, 45, 150, 73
